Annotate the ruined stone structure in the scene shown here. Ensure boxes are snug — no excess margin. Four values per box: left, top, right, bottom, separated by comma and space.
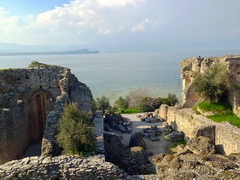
181, 55, 240, 115
0, 62, 92, 164
159, 105, 240, 155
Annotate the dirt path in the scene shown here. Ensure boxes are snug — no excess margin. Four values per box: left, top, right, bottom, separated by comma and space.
115, 113, 169, 155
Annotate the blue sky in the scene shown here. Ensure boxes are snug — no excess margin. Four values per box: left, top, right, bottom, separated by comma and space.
0, 0, 240, 52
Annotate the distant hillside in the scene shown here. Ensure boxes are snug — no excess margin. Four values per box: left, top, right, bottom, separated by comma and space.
0, 49, 100, 56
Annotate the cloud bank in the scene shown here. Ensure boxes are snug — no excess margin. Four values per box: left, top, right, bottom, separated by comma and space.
0, 0, 239, 51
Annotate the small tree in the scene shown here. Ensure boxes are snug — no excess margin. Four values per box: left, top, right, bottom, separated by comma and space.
192, 62, 231, 103
56, 103, 95, 155
96, 96, 111, 113
114, 96, 129, 109
167, 93, 179, 106
128, 88, 151, 108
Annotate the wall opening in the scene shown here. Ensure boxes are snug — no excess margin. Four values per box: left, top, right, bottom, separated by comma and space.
29, 90, 55, 144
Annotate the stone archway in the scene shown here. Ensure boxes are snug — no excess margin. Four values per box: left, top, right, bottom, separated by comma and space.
29, 90, 55, 144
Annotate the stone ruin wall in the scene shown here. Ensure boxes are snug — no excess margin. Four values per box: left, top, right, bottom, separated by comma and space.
0, 64, 93, 164
0, 154, 160, 180
0, 110, 158, 179
160, 105, 240, 155
181, 55, 240, 116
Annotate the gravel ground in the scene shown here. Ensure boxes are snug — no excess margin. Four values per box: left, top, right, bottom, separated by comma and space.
115, 113, 169, 156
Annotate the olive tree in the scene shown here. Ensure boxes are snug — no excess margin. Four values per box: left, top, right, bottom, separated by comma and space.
192, 62, 231, 103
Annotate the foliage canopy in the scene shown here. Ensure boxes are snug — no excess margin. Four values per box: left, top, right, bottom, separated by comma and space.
114, 96, 129, 109
96, 96, 111, 113
192, 62, 231, 103
56, 103, 95, 155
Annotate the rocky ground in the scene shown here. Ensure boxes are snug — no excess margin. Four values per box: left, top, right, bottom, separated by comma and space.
153, 136, 240, 179
116, 113, 170, 156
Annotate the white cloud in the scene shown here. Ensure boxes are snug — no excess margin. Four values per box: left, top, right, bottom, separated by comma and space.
95, 0, 146, 7
0, 0, 151, 45
0, 7, 7, 15
131, 19, 152, 32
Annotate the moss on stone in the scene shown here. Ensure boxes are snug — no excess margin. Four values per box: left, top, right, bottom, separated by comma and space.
28, 61, 55, 69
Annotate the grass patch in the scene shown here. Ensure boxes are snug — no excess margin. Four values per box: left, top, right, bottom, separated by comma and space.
207, 113, 240, 128
197, 101, 231, 113
165, 139, 187, 154
115, 108, 141, 114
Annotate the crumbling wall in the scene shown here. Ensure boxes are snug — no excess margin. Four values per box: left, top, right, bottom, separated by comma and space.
0, 63, 93, 164
160, 105, 240, 155
180, 55, 240, 114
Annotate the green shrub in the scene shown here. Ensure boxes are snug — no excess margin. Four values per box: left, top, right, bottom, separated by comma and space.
192, 62, 231, 103
114, 96, 129, 109
56, 103, 95, 155
96, 96, 111, 113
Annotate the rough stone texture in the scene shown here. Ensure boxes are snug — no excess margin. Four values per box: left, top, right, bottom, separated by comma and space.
129, 132, 146, 149
122, 146, 152, 175
104, 132, 126, 166
158, 104, 168, 120
0, 155, 129, 179
180, 55, 240, 116
0, 62, 93, 164
187, 136, 215, 155
161, 105, 240, 155
154, 137, 240, 180
104, 132, 152, 175
93, 111, 105, 154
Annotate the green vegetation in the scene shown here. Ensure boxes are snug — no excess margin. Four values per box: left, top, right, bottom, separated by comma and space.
96, 96, 111, 113
138, 93, 178, 112
28, 61, 54, 68
192, 62, 231, 103
207, 114, 240, 128
114, 96, 129, 109
195, 101, 240, 128
115, 108, 141, 114
56, 103, 95, 155
165, 139, 186, 154
96, 89, 179, 114
197, 101, 231, 113
0, 68, 20, 71
113, 89, 179, 113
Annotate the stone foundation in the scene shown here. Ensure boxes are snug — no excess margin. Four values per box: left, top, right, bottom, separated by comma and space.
159, 105, 240, 155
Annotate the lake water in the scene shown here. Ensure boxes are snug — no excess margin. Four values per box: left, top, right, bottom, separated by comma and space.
0, 49, 239, 103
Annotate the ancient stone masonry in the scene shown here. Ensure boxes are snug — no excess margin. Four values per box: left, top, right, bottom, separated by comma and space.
0, 62, 93, 164
0, 155, 129, 179
180, 55, 240, 115
93, 111, 105, 154
159, 105, 240, 155
0, 154, 162, 180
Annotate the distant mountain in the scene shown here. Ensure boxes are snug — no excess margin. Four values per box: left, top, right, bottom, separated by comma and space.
0, 49, 99, 56
0, 42, 58, 53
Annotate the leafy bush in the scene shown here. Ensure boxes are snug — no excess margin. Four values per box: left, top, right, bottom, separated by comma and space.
192, 62, 231, 103
56, 103, 95, 155
114, 96, 129, 109
96, 96, 111, 113
139, 94, 179, 112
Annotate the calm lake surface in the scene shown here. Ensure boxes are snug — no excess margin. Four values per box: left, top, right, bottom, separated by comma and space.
0, 50, 239, 102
